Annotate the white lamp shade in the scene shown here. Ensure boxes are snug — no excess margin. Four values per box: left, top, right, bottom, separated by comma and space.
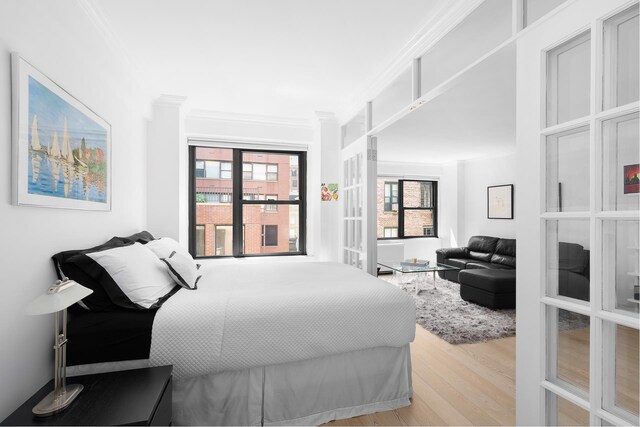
25, 280, 93, 315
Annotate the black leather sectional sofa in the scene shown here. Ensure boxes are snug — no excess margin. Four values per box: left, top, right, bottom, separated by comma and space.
436, 236, 516, 309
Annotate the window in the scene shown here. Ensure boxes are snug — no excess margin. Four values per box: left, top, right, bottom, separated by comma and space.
384, 227, 398, 238
243, 163, 278, 181
190, 146, 306, 257
265, 195, 278, 212
195, 225, 205, 256
384, 182, 398, 212
377, 178, 438, 239
262, 225, 278, 246
195, 160, 233, 179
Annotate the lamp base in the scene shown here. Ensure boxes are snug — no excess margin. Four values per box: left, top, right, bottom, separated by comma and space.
32, 384, 83, 417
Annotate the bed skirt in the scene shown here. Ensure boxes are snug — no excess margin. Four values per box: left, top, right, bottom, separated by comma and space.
69, 344, 412, 426
174, 345, 412, 426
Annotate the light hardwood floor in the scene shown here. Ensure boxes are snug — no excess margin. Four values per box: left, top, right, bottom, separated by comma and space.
326, 325, 517, 426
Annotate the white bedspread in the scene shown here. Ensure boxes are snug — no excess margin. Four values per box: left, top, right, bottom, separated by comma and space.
149, 262, 416, 379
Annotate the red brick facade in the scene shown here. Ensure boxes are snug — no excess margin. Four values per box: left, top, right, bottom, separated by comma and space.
195, 147, 299, 256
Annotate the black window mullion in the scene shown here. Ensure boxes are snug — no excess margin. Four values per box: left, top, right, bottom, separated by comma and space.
298, 151, 307, 255
232, 149, 243, 257
188, 146, 196, 256
398, 179, 405, 238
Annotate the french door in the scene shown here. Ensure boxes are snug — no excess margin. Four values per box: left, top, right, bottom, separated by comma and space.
516, 0, 639, 425
341, 135, 377, 274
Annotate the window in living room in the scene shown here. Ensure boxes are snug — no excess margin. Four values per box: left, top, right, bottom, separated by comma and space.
190, 146, 306, 258
377, 178, 437, 239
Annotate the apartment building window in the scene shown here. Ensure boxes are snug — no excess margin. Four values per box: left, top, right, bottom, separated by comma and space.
384, 182, 399, 212
195, 225, 205, 256
190, 146, 306, 258
195, 160, 233, 179
384, 227, 398, 238
262, 225, 278, 246
265, 195, 278, 212
377, 178, 438, 239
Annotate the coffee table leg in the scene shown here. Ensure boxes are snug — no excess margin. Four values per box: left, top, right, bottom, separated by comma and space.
432, 271, 437, 289
415, 273, 420, 295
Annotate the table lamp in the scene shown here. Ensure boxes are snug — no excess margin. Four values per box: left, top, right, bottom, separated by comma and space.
25, 278, 93, 417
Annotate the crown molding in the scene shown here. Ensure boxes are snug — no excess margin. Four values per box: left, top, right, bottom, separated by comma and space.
74, 0, 138, 73
187, 109, 313, 129
154, 94, 189, 107
314, 111, 337, 122
336, 0, 484, 124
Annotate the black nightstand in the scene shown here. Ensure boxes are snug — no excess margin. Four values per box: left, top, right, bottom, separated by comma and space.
1, 366, 172, 426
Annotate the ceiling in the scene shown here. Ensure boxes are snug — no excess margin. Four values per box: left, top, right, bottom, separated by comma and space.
92, 0, 448, 119
376, 42, 516, 164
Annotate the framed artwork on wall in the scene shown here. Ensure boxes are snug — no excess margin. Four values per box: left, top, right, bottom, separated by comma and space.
11, 53, 112, 211
624, 164, 639, 194
487, 184, 514, 219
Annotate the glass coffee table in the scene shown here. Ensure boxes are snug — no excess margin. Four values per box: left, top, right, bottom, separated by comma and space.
377, 260, 460, 294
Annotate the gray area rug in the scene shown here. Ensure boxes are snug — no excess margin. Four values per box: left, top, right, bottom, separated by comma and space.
381, 273, 516, 344
381, 273, 590, 345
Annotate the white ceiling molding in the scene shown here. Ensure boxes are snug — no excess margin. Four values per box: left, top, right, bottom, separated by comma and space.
315, 111, 337, 123
336, 0, 484, 124
74, 0, 137, 74
155, 94, 189, 107
187, 109, 313, 130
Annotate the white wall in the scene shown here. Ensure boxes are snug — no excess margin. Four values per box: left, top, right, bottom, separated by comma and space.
0, 0, 149, 420
458, 152, 517, 244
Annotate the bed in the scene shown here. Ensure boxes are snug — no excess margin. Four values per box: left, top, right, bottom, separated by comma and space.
65, 261, 416, 426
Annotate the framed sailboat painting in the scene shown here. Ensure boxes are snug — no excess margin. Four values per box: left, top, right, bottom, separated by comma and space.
11, 53, 111, 211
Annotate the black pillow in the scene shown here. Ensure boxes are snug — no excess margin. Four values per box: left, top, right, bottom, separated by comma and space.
116, 230, 156, 245
52, 237, 131, 311
51, 231, 156, 311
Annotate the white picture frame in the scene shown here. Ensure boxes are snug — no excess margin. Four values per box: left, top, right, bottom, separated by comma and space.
11, 53, 112, 211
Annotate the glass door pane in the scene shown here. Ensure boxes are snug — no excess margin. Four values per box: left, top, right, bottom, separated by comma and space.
603, 321, 640, 422
419, 0, 511, 95
546, 127, 590, 212
602, 220, 640, 316
546, 220, 591, 302
546, 32, 591, 126
524, 0, 568, 28
371, 66, 412, 128
546, 391, 590, 426
547, 306, 591, 394
602, 113, 640, 211
603, 4, 639, 109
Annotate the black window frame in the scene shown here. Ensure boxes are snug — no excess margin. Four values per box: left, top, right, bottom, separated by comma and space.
378, 179, 438, 240
189, 146, 306, 258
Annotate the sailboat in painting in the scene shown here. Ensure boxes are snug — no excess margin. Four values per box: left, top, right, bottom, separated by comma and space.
24, 70, 109, 207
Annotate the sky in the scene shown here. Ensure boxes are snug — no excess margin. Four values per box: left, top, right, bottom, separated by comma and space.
28, 76, 108, 153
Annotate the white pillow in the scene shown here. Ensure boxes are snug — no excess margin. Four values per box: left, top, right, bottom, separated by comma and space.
146, 237, 193, 261
162, 251, 202, 290
87, 243, 176, 309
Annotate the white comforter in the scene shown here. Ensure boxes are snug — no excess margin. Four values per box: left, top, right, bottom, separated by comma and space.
149, 262, 416, 379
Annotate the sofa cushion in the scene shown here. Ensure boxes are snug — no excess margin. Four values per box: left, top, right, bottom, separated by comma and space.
490, 254, 516, 268
468, 251, 493, 262
442, 258, 470, 270
495, 239, 516, 257
458, 269, 516, 294
466, 261, 513, 270
558, 242, 587, 274
467, 236, 499, 253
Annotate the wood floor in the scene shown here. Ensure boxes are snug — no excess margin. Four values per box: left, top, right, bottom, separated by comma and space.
326, 325, 517, 426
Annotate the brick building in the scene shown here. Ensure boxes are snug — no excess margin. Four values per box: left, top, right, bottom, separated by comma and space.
376, 178, 434, 238
194, 147, 299, 256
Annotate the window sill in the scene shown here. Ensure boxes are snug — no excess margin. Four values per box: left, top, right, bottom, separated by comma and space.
196, 254, 316, 266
